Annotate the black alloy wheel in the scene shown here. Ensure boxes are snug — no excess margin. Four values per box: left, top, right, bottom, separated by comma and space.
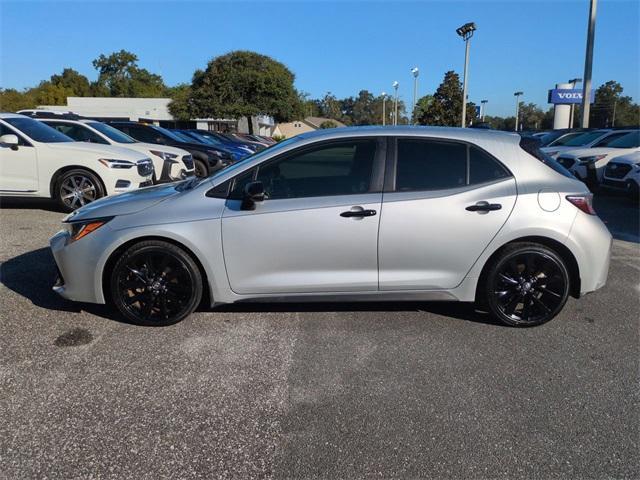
110, 241, 203, 326
484, 243, 570, 327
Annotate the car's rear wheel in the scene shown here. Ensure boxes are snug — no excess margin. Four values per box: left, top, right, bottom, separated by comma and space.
56, 169, 104, 212
193, 159, 208, 178
483, 243, 570, 327
110, 241, 203, 326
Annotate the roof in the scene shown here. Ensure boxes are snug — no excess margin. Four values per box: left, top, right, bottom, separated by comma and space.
0, 112, 28, 119
296, 125, 522, 144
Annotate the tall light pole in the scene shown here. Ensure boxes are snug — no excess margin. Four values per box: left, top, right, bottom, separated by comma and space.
480, 99, 488, 122
569, 77, 582, 128
411, 67, 419, 124
381, 92, 387, 125
456, 22, 476, 128
580, 0, 598, 127
392, 81, 399, 126
514, 91, 523, 132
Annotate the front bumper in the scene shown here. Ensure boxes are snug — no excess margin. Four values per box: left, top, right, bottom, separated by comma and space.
50, 229, 107, 304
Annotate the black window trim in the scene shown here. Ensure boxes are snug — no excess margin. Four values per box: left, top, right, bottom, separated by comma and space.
384, 136, 513, 193
208, 136, 387, 200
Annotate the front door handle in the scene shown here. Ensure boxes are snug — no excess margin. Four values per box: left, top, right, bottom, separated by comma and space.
466, 201, 502, 212
340, 208, 377, 218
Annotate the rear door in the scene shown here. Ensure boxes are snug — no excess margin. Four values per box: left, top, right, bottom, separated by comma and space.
378, 137, 517, 290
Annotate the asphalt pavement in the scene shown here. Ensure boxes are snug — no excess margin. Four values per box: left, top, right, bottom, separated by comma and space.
0, 194, 638, 479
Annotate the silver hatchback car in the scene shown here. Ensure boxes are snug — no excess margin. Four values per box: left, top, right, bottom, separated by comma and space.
50, 127, 612, 327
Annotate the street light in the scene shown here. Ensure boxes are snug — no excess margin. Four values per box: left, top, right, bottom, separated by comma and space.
580, 0, 598, 127
411, 67, 419, 124
456, 22, 476, 128
381, 91, 387, 126
480, 99, 488, 121
514, 91, 523, 132
392, 81, 399, 126
569, 77, 582, 128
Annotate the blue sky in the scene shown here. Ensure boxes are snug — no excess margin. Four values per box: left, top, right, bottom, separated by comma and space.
1, 0, 638, 117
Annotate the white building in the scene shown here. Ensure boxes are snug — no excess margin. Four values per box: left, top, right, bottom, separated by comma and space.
37, 97, 275, 135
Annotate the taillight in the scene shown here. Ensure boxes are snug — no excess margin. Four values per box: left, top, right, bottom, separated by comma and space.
566, 194, 596, 215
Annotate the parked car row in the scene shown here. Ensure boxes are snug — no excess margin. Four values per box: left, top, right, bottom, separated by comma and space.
0, 110, 275, 211
539, 129, 640, 198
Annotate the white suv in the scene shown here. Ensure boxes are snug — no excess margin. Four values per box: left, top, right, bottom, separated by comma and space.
601, 151, 640, 198
0, 113, 154, 211
29, 114, 194, 182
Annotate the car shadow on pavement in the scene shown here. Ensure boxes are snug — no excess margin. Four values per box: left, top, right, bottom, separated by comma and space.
0, 197, 65, 213
0, 247, 116, 320
594, 192, 639, 243
1, 248, 499, 326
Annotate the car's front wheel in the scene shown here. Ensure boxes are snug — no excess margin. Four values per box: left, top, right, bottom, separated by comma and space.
56, 169, 104, 212
482, 242, 570, 327
110, 240, 203, 326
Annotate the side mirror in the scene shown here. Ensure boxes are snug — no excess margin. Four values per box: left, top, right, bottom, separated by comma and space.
0, 134, 19, 150
241, 181, 265, 210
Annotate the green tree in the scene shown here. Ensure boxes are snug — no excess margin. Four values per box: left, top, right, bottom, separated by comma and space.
414, 71, 476, 126
50, 68, 91, 96
320, 120, 338, 129
517, 102, 545, 130
0, 88, 36, 111
186, 51, 302, 132
92, 50, 166, 97
591, 81, 640, 127
319, 92, 344, 122
166, 84, 192, 121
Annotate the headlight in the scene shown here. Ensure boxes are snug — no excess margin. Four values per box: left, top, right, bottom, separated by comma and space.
149, 150, 179, 161
578, 154, 607, 164
98, 158, 136, 169
63, 217, 113, 243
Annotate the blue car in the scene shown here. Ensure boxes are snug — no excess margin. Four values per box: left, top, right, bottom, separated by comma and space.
175, 130, 253, 161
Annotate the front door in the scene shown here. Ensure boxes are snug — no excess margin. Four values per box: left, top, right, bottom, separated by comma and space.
0, 123, 38, 193
379, 138, 517, 290
222, 138, 384, 295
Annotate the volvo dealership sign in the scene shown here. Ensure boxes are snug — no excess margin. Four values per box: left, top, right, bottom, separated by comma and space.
548, 88, 595, 104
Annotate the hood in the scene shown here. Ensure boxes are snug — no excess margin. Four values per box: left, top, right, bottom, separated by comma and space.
136, 142, 190, 157
66, 182, 181, 221
608, 151, 640, 165
47, 142, 149, 161
557, 146, 638, 159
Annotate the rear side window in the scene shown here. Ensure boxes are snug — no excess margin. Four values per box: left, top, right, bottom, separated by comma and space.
396, 140, 467, 191
395, 139, 509, 191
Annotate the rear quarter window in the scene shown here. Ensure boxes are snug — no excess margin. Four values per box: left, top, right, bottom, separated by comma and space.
519, 135, 575, 179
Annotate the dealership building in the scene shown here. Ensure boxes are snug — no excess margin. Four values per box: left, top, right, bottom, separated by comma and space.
37, 97, 276, 135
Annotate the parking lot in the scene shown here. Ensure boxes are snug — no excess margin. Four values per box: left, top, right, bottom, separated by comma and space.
0, 194, 638, 479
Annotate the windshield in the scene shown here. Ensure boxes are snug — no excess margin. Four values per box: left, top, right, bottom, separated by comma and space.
150, 125, 186, 142
182, 131, 217, 145
547, 132, 583, 146
87, 121, 136, 143
607, 131, 640, 148
190, 131, 223, 146
561, 130, 609, 147
4, 116, 72, 143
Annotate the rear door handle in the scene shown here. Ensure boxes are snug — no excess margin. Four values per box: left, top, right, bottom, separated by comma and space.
340, 208, 377, 218
466, 201, 502, 212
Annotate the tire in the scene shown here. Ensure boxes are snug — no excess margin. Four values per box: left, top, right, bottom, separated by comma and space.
55, 169, 105, 212
193, 159, 208, 178
110, 240, 203, 326
480, 242, 570, 327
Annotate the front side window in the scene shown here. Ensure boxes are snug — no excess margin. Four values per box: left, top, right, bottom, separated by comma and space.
0, 123, 31, 146
245, 140, 376, 200
593, 132, 631, 147
561, 130, 609, 147
3, 117, 72, 143
606, 131, 639, 148
127, 126, 165, 144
